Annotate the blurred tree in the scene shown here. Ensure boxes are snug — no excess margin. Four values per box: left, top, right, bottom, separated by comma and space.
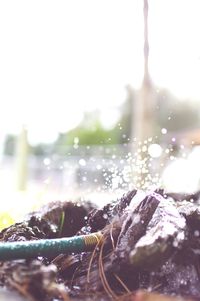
15, 126, 29, 191
3, 134, 16, 156
54, 115, 119, 155
155, 89, 200, 134
118, 85, 134, 144
4, 87, 200, 158
30, 144, 49, 156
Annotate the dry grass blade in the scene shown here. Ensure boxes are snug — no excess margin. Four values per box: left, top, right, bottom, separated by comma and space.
70, 265, 82, 288
114, 273, 131, 294
87, 237, 102, 284
98, 240, 118, 300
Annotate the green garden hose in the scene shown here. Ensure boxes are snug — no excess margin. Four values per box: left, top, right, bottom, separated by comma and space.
0, 232, 103, 261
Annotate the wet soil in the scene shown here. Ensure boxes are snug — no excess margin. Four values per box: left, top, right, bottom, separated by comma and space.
0, 190, 200, 301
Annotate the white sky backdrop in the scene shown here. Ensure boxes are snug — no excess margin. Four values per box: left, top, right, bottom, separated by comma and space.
0, 0, 200, 144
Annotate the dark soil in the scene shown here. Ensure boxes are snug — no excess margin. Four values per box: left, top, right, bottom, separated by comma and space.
0, 190, 200, 301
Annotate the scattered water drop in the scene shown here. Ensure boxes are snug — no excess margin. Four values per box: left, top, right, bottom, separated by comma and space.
142, 145, 147, 152
103, 214, 108, 219
43, 158, 51, 166
161, 128, 167, 134
148, 144, 162, 158
79, 159, 86, 166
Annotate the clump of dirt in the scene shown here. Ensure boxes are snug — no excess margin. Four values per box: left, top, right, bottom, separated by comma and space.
1, 190, 200, 301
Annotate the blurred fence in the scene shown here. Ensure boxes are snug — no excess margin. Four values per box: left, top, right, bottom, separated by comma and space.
1, 142, 200, 200
0, 143, 164, 195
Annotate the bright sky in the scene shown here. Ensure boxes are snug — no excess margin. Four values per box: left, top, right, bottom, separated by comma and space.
0, 0, 200, 144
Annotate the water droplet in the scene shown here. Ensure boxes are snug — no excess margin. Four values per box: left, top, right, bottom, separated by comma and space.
79, 159, 86, 166
161, 128, 167, 134
142, 145, 147, 152
103, 214, 108, 219
148, 144, 162, 158
43, 158, 51, 166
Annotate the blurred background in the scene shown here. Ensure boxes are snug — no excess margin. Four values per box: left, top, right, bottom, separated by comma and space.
1, 0, 200, 228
